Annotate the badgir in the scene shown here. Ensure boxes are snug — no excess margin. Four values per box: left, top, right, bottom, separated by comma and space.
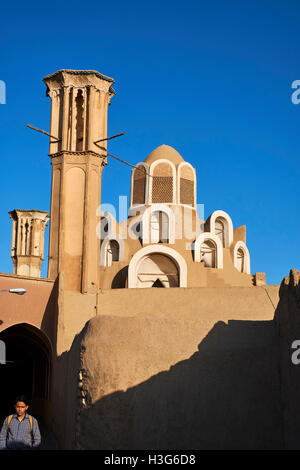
0, 69, 299, 450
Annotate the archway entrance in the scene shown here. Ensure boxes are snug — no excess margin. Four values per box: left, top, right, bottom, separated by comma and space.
0, 324, 51, 424
137, 254, 179, 288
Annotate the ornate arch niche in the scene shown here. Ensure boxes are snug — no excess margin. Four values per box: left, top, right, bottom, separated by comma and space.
131, 163, 148, 206
208, 210, 234, 248
194, 232, 223, 268
149, 160, 176, 204
178, 163, 196, 207
128, 245, 187, 288
233, 241, 250, 274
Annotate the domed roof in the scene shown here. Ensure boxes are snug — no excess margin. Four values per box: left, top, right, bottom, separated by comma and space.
144, 145, 184, 166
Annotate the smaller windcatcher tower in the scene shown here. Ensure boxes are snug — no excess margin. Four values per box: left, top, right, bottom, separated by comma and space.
9, 209, 49, 277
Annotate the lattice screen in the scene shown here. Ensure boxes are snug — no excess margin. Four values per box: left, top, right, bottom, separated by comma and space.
180, 178, 194, 205
132, 166, 146, 205
152, 177, 173, 203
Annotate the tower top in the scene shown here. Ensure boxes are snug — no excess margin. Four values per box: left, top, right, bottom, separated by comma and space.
144, 144, 184, 166
44, 68, 115, 155
43, 69, 115, 94
43, 68, 114, 82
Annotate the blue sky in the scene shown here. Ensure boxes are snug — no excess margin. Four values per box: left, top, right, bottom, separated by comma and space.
0, 0, 299, 283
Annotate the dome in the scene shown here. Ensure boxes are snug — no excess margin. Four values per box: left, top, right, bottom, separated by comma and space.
144, 145, 184, 166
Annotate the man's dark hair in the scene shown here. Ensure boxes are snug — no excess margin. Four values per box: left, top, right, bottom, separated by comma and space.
14, 394, 29, 405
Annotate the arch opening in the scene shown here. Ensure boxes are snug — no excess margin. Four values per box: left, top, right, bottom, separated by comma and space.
132, 165, 146, 205
0, 324, 51, 424
106, 240, 120, 265
200, 240, 217, 268
236, 247, 246, 273
150, 211, 169, 243
215, 217, 226, 247
151, 162, 174, 203
136, 253, 179, 288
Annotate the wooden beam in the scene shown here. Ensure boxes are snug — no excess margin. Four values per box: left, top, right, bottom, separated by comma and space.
26, 124, 61, 142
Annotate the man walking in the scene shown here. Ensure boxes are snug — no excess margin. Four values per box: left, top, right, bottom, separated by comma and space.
0, 395, 41, 450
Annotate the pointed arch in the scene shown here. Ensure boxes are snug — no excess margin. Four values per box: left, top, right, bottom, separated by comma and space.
0, 323, 52, 420
194, 232, 223, 268
100, 234, 125, 267
142, 204, 175, 245
233, 241, 251, 274
149, 159, 176, 204
128, 245, 187, 288
178, 162, 196, 207
130, 162, 149, 208
206, 210, 234, 248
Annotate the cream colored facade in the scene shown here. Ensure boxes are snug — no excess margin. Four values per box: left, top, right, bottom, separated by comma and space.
0, 69, 298, 450
99, 143, 258, 291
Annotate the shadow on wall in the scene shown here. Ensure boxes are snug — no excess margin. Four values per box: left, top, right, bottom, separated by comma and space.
274, 269, 300, 450
71, 316, 284, 450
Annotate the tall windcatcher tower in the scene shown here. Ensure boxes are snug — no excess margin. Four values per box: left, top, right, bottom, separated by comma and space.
43, 69, 115, 292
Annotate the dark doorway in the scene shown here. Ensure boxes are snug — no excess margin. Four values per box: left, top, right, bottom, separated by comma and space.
152, 279, 165, 288
0, 324, 51, 423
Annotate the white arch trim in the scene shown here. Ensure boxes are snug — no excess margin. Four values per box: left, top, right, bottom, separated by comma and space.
177, 162, 197, 208
194, 232, 223, 268
149, 159, 176, 204
142, 204, 176, 245
128, 244, 187, 288
208, 210, 234, 247
100, 234, 125, 267
233, 241, 251, 274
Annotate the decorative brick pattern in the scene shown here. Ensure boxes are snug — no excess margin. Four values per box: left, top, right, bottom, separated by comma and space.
152, 177, 173, 203
133, 166, 146, 204
180, 178, 194, 205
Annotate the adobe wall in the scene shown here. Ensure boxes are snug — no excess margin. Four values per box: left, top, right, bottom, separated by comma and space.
64, 285, 284, 450
0, 273, 56, 342
274, 269, 300, 449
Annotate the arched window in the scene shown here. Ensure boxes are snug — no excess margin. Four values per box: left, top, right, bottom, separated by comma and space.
106, 240, 120, 266
75, 89, 84, 151
215, 217, 225, 247
100, 236, 124, 267
179, 164, 195, 206
200, 240, 216, 267
208, 211, 233, 248
236, 247, 245, 273
150, 211, 169, 243
194, 232, 223, 268
132, 165, 146, 205
151, 162, 174, 203
233, 241, 250, 274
